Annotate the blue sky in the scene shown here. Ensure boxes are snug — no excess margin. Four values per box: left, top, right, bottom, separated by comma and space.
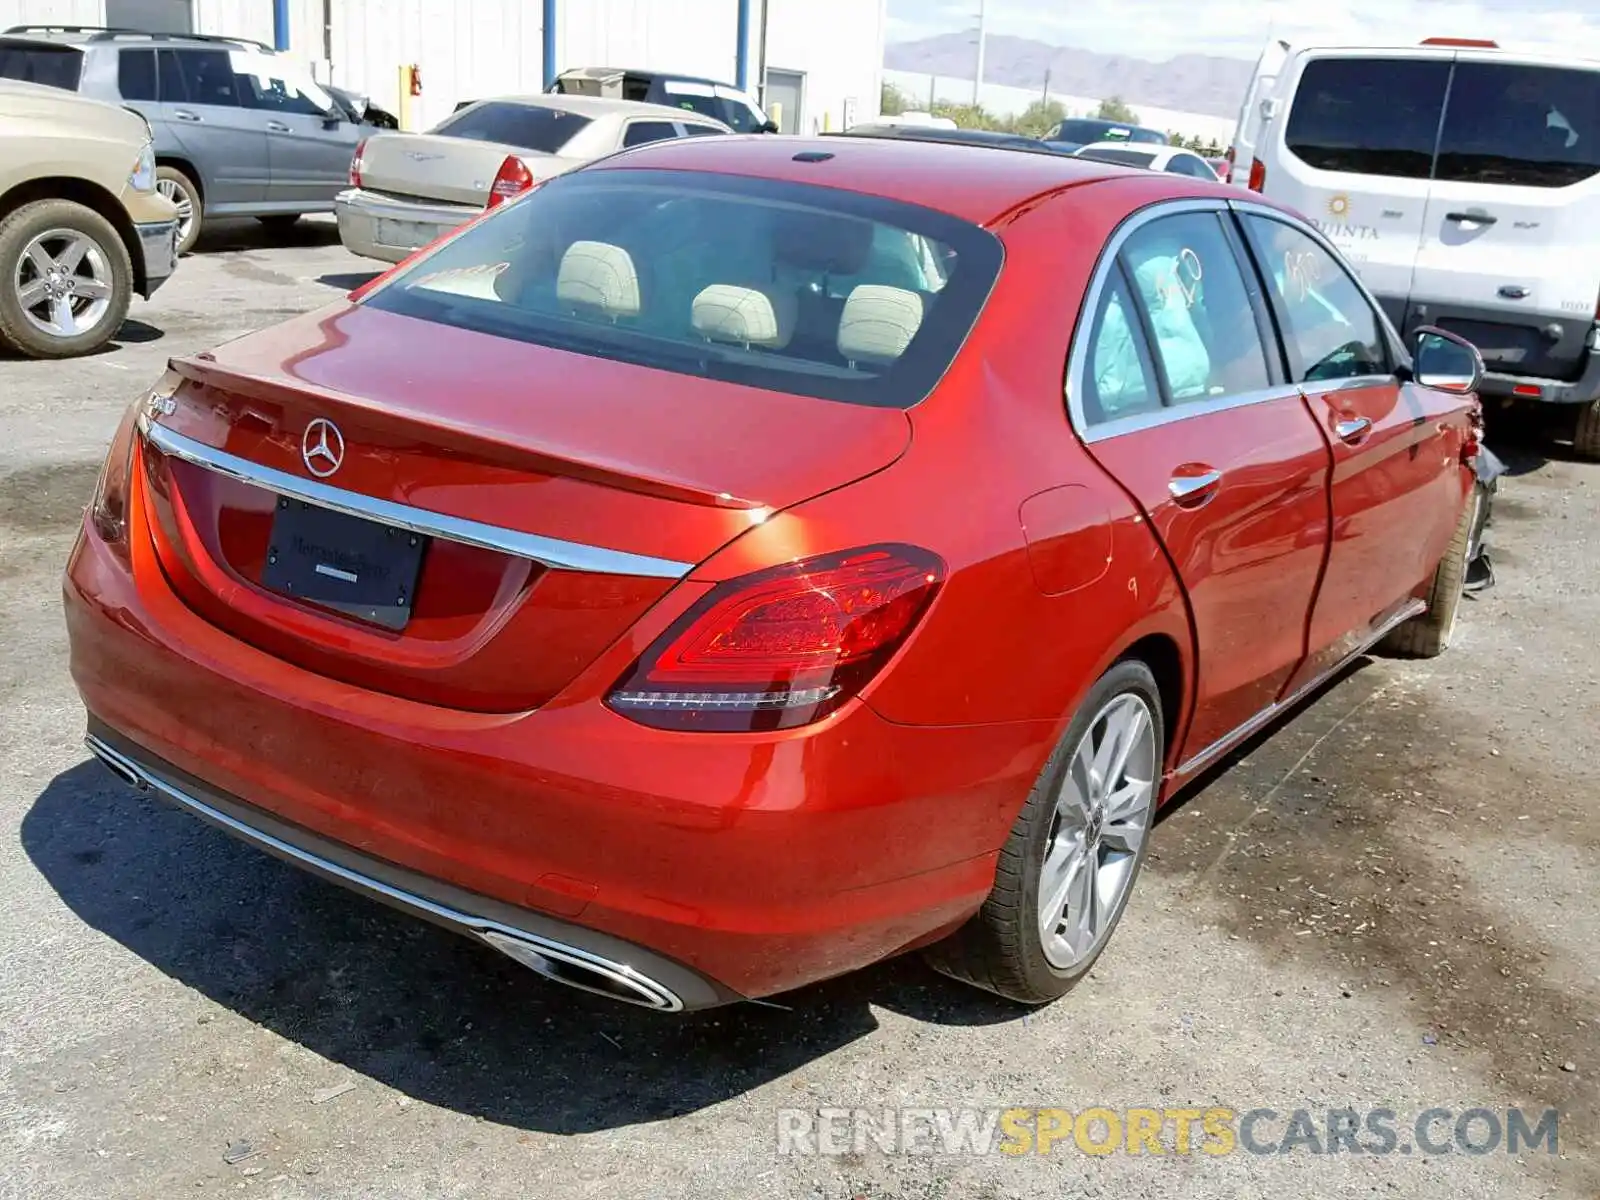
886, 0, 1600, 61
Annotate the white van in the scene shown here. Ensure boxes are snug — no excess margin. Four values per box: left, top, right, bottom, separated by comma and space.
1229, 37, 1600, 458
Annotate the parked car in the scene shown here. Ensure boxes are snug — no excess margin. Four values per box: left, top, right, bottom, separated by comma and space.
835, 123, 1068, 153
336, 94, 731, 264
0, 26, 386, 253
1040, 116, 1168, 153
1073, 141, 1223, 179
67, 135, 1484, 1012
0, 79, 177, 358
1230, 36, 1600, 459
1205, 155, 1231, 180
548, 65, 775, 133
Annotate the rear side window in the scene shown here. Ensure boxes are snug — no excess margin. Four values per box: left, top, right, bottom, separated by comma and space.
1243, 216, 1389, 381
364, 168, 1002, 409
117, 49, 157, 102
432, 102, 591, 153
0, 41, 84, 90
1436, 62, 1600, 188
1286, 57, 1449, 178
622, 120, 678, 148
1119, 212, 1272, 403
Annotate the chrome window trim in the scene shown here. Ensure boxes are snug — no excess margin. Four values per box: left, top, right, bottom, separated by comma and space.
1066, 198, 1297, 441
137, 416, 695, 580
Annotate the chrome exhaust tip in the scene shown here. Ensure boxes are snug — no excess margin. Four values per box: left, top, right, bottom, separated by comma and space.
85, 735, 149, 791
479, 930, 682, 1011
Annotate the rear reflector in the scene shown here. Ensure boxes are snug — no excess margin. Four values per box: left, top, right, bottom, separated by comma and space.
487, 155, 535, 208
1513, 384, 1542, 397
608, 544, 945, 732
1248, 157, 1266, 191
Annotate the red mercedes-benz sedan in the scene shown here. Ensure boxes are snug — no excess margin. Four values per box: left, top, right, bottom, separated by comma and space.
64, 134, 1485, 1011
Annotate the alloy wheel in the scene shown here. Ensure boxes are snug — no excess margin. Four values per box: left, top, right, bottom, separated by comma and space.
1037, 691, 1158, 970
156, 177, 196, 246
12, 229, 115, 341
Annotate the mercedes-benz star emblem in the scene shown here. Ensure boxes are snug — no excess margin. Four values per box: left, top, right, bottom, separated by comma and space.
301, 418, 345, 478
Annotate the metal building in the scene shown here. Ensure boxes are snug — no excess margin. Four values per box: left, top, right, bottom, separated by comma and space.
0, 0, 888, 133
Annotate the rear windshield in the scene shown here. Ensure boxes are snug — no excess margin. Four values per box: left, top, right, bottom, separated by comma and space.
0, 41, 84, 90
431, 102, 592, 154
1051, 119, 1165, 145
364, 168, 1003, 408
1436, 61, 1600, 188
1286, 56, 1450, 178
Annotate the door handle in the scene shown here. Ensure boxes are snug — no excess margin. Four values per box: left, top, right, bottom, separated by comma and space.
265, 120, 291, 133
172, 109, 200, 122
1168, 468, 1222, 506
1335, 416, 1373, 443
1445, 210, 1497, 225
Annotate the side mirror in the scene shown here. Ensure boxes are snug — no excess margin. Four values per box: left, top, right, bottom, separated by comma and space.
1412, 326, 1484, 394
322, 113, 344, 130
761, 118, 779, 134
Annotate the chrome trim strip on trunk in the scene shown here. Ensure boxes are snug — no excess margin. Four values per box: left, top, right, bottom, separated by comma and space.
137, 416, 695, 580
84, 733, 685, 1012
1175, 598, 1428, 779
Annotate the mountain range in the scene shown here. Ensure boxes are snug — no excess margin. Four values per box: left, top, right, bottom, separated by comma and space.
884, 32, 1256, 118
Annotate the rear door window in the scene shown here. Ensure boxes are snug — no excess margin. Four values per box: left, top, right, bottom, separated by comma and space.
432, 102, 592, 153
1243, 216, 1390, 381
364, 168, 1002, 409
1119, 212, 1273, 403
0, 41, 84, 90
1435, 61, 1600, 188
171, 48, 240, 107
1286, 57, 1449, 178
117, 48, 157, 101
157, 49, 189, 102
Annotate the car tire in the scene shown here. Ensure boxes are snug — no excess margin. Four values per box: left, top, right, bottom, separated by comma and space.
1575, 398, 1600, 462
257, 215, 302, 237
923, 659, 1164, 1004
1380, 484, 1478, 659
0, 198, 133, 360
155, 166, 201, 255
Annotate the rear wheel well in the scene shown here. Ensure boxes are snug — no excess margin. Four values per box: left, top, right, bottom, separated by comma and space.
0, 176, 145, 293
1120, 634, 1184, 758
155, 156, 203, 202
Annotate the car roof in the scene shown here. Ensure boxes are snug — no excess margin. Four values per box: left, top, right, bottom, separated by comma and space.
469, 93, 724, 123
585, 133, 1194, 225
1, 25, 273, 51
839, 124, 1056, 151
557, 64, 732, 89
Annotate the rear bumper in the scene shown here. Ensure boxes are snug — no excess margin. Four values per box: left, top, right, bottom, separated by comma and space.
134, 217, 179, 299
63, 517, 1039, 1004
334, 187, 477, 264
1475, 359, 1600, 406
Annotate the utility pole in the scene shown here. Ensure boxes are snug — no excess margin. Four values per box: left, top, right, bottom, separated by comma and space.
1042, 67, 1051, 106
972, 0, 987, 105
929, 73, 936, 110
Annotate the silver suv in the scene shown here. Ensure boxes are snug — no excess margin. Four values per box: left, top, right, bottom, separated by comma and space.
0, 26, 377, 253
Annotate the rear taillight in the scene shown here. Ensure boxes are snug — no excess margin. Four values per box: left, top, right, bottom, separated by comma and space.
608, 545, 945, 732
1248, 157, 1266, 191
487, 155, 534, 208
1223, 145, 1236, 183
89, 403, 141, 553
349, 138, 367, 188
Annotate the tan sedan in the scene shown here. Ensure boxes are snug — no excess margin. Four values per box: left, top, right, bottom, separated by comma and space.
336, 94, 731, 264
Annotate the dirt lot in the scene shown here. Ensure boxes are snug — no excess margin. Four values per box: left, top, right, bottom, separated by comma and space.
1, 219, 1595, 1200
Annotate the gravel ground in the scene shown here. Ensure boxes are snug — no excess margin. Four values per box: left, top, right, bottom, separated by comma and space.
0, 217, 1595, 1199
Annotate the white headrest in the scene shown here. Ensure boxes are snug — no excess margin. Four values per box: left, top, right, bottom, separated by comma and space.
691, 285, 796, 349
556, 241, 641, 319
838, 285, 925, 366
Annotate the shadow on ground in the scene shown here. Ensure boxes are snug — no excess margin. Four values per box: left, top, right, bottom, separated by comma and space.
191, 218, 343, 255
22, 760, 1025, 1135
315, 271, 381, 292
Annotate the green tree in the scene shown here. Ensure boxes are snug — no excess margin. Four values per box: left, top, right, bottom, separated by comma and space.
1012, 98, 1067, 139
1095, 96, 1141, 124
929, 100, 996, 129
881, 81, 911, 117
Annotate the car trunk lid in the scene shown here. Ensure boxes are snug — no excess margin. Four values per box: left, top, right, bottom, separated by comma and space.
135, 303, 910, 713
356, 132, 570, 208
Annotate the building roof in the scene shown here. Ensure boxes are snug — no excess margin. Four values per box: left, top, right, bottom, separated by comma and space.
588, 133, 1139, 225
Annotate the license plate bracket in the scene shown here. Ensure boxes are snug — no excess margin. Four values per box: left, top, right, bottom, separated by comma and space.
261, 497, 427, 631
